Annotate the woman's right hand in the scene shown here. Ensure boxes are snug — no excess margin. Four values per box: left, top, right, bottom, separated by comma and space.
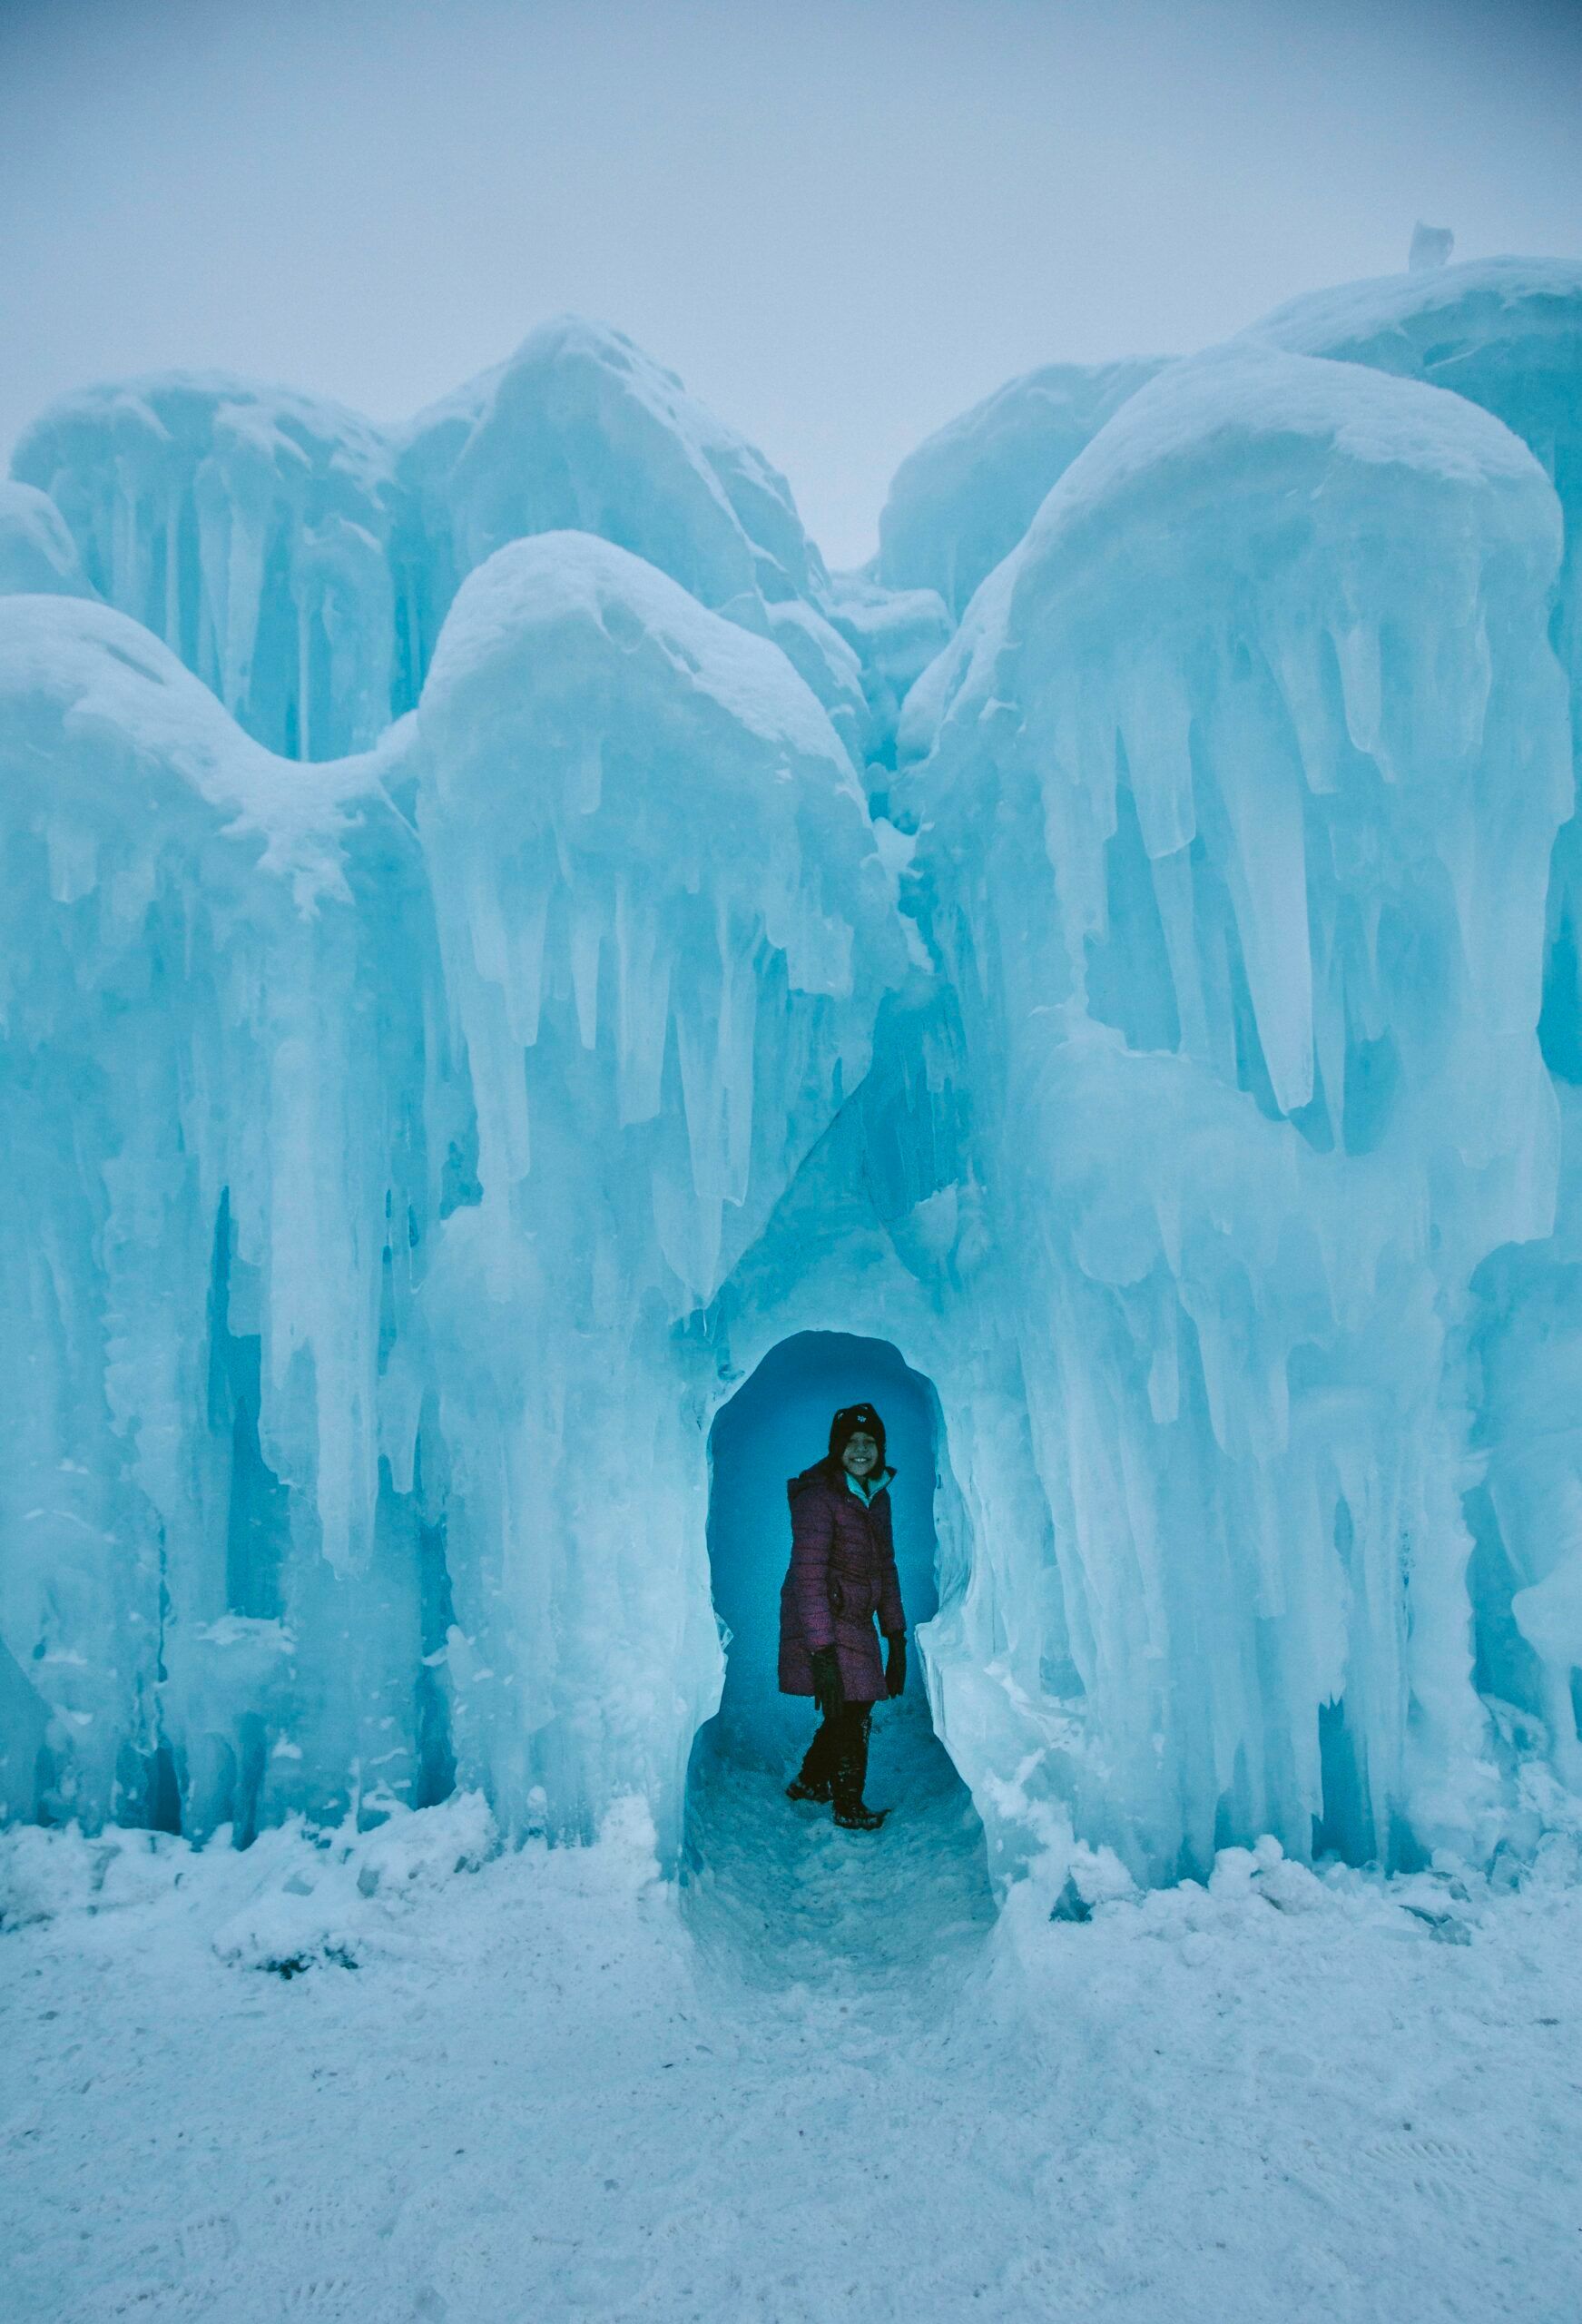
810, 1645, 844, 1722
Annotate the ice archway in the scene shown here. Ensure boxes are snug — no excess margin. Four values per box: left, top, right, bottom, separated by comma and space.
3, 264, 1581, 1902
680, 1328, 996, 1964
691, 1331, 946, 1763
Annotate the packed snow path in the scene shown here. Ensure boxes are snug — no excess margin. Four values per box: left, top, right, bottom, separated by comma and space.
5, 1790, 1582, 2324
681, 1699, 998, 1993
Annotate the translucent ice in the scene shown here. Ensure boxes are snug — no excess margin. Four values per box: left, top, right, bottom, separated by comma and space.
878, 357, 1165, 617
1247, 264, 1582, 1817
0, 527, 903, 1846
11, 375, 400, 759
395, 316, 875, 760
894, 340, 1570, 1879
3, 271, 1580, 1894
0, 481, 97, 599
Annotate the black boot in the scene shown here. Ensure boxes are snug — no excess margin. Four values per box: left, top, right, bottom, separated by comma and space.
833, 1801, 889, 1832
787, 1708, 840, 1803
830, 1706, 886, 1830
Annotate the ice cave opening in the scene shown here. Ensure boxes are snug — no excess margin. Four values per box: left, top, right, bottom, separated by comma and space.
679, 1333, 995, 1975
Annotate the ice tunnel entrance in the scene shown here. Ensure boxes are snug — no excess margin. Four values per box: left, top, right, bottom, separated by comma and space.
681, 1333, 995, 1979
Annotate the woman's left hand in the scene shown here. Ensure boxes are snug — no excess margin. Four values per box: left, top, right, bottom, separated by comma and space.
885, 1631, 907, 1699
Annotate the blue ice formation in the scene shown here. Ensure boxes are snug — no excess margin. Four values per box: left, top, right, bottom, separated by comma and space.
2, 265, 1580, 1893
878, 355, 1166, 618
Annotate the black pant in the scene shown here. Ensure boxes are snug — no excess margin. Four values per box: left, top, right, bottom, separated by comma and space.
797, 1702, 871, 1811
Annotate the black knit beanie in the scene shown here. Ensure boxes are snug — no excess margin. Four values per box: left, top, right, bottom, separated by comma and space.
828, 1403, 886, 1470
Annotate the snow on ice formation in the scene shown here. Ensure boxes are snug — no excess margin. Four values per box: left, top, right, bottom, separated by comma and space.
878, 354, 1166, 617
896, 339, 1568, 1879
3, 261, 1581, 1900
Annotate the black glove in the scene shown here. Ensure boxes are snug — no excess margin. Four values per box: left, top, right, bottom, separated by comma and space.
885, 1632, 907, 1699
810, 1645, 844, 1723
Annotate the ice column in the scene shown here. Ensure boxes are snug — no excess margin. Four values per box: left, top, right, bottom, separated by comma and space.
0, 596, 442, 1836
407, 531, 906, 1839
900, 344, 1570, 1880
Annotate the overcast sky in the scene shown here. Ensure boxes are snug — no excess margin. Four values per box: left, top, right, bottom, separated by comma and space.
3, 0, 1579, 567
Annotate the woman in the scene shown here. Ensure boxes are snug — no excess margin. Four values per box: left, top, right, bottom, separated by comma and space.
778, 1403, 908, 1832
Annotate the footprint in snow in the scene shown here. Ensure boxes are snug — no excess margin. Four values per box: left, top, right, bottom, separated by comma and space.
263, 2187, 371, 2244
1360, 2130, 1489, 2204
178, 2214, 239, 2267
100, 2282, 222, 2321
1361, 2131, 1481, 2173
281, 2278, 364, 2315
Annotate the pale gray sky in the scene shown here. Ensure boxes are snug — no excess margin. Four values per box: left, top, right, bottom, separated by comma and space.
3, 0, 1579, 566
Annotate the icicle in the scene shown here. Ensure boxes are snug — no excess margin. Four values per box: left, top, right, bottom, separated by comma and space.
569, 892, 602, 1049
296, 586, 312, 763
1331, 611, 1388, 775
614, 881, 672, 1126
45, 822, 99, 906
1116, 658, 1195, 858
163, 484, 183, 652
505, 877, 551, 1050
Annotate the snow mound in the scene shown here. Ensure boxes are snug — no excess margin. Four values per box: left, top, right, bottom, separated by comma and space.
210, 1793, 497, 1972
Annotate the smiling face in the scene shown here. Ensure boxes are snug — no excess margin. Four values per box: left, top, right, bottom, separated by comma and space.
841, 1431, 879, 1480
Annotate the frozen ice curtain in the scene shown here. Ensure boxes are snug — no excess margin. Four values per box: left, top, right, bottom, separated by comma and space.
2, 261, 1579, 1890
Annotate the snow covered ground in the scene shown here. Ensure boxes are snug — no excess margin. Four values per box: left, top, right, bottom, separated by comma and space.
5, 1718, 1581, 2324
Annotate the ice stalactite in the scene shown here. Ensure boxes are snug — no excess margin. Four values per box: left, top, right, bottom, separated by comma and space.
3, 271, 1580, 1895
1248, 263, 1582, 1089
0, 596, 447, 1836
11, 379, 401, 763
1246, 265, 1582, 1807
395, 316, 873, 762
897, 342, 1571, 1882
402, 531, 907, 1839
1467, 1088, 1582, 1792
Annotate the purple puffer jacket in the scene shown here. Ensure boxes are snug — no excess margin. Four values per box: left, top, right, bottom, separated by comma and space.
778, 1462, 907, 1705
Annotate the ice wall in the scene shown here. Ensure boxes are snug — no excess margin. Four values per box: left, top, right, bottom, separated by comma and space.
400, 531, 906, 1834
0, 519, 905, 1847
878, 357, 1165, 618
3, 268, 1579, 1894
1245, 266, 1582, 1090
12, 322, 878, 777
0, 595, 431, 1833
394, 317, 876, 764
1243, 264, 1582, 1811
895, 341, 1571, 1880
11, 378, 401, 761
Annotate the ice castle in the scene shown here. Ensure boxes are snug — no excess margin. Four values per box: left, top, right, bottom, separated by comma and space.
3, 261, 1580, 1894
